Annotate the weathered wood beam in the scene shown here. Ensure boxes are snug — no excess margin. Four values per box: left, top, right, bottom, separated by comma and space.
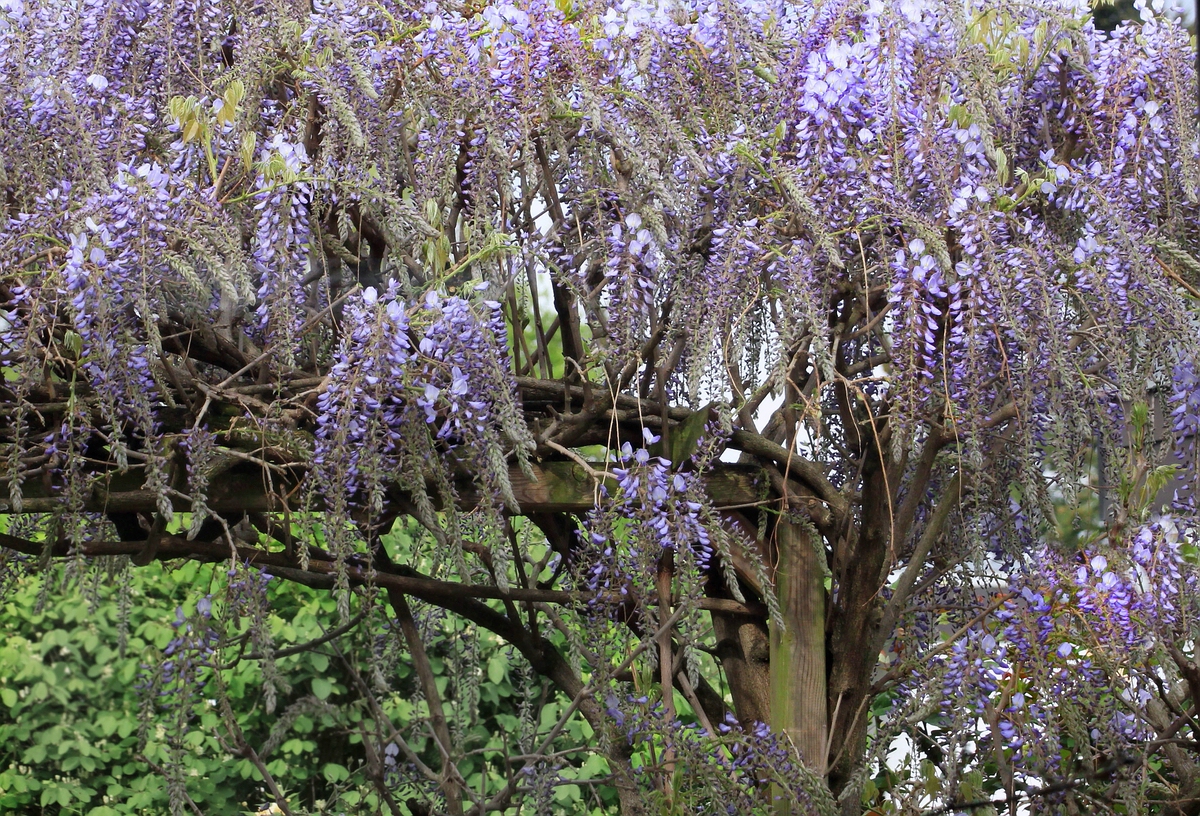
770, 516, 829, 801
1, 460, 770, 515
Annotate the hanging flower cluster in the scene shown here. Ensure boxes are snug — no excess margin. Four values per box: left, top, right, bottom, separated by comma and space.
914, 519, 1198, 792
582, 430, 712, 600
313, 285, 531, 531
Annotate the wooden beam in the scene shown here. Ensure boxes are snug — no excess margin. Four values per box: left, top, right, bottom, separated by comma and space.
770, 515, 829, 797
1, 460, 771, 515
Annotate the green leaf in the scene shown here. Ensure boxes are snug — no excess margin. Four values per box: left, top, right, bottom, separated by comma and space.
323, 763, 350, 783
668, 404, 714, 465
240, 132, 257, 168
63, 330, 83, 358
311, 677, 332, 700
487, 654, 506, 685
95, 713, 117, 736
922, 759, 942, 795
224, 78, 245, 107
553, 783, 581, 804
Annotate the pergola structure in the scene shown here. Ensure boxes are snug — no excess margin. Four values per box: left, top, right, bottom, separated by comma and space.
1, 368, 839, 813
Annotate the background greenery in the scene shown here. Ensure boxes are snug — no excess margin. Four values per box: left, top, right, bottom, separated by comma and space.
0, 524, 649, 816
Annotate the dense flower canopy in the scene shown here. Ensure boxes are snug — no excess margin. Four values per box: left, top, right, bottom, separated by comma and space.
2, 0, 1196, 487
3, 0, 1200, 812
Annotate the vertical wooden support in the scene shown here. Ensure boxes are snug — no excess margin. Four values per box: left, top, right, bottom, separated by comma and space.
769, 517, 828, 811
657, 549, 676, 806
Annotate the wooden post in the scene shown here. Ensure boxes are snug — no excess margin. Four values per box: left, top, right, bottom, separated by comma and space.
769, 517, 827, 812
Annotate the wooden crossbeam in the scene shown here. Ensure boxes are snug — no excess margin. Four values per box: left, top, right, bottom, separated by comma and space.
1, 460, 771, 515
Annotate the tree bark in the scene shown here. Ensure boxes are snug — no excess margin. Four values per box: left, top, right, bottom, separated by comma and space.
387, 589, 464, 816
826, 458, 890, 808
712, 609, 771, 726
